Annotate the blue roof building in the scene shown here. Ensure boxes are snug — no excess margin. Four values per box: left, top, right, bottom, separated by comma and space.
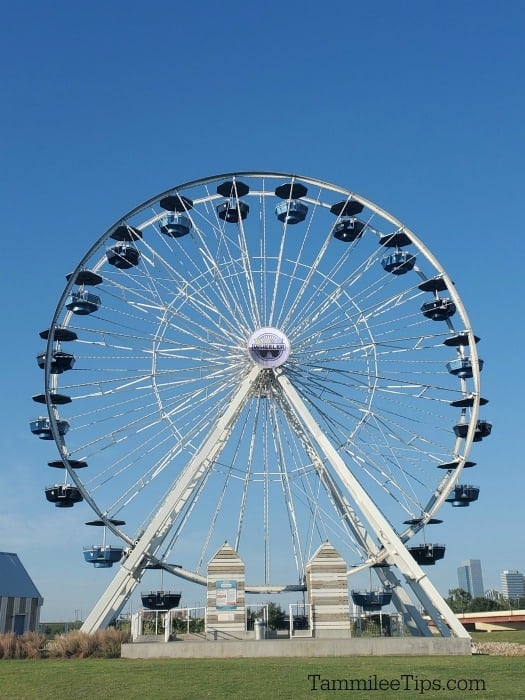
0, 552, 44, 634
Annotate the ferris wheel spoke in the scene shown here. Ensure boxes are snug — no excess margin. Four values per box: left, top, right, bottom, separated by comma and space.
129, 233, 252, 343
189, 215, 257, 334
270, 406, 305, 579
274, 195, 327, 330
272, 391, 369, 562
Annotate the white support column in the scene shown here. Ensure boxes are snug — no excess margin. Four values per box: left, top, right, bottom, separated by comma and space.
375, 566, 433, 637
274, 390, 430, 636
276, 371, 469, 639
81, 366, 261, 633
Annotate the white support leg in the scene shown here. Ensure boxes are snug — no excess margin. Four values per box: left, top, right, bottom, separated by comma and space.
81, 366, 261, 633
276, 392, 431, 636
375, 566, 433, 637
276, 371, 469, 639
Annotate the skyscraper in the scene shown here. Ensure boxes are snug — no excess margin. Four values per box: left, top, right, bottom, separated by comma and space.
457, 559, 485, 598
500, 570, 525, 600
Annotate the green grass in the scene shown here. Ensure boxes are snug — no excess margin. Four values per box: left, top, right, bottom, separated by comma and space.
471, 629, 525, 644
0, 656, 524, 700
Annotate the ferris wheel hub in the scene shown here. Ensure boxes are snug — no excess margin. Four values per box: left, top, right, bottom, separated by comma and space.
247, 327, 291, 368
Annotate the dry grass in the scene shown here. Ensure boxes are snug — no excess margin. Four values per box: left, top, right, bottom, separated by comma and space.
0, 628, 128, 660
0, 632, 47, 659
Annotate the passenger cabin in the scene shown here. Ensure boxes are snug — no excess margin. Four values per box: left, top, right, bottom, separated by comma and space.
216, 180, 250, 222
141, 591, 181, 610
446, 484, 480, 507
30, 417, 69, 440
44, 484, 83, 507
381, 250, 416, 275
83, 546, 124, 568
408, 544, 446, 565
36, 351, 75, 374
351, 590, 392, 611
83, 519, 125, 568
66, 291, 101, 315
159, 213, 192, 237
274, 182, 308, 224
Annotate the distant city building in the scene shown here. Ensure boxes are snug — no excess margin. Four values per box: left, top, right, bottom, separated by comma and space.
500, 570, 525, 600
485, 588, 504, 602
457, 559, 485, 598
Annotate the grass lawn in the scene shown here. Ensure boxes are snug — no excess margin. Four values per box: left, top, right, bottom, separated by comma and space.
1, 655, 524, 700
471, 629, 525, 644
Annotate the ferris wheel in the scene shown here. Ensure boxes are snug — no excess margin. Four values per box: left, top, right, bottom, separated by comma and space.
31, 172, 490, 636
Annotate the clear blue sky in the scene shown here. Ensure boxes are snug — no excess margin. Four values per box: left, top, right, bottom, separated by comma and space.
1, 0, 523, 621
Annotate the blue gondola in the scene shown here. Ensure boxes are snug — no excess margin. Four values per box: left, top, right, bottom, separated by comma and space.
83, 545, 124, 568
45, 484, 83, 507
66, 290, 101, 315
216, 200, 249, 222
106, 244, 141, 268
408, 544, 446, 565
473, 420, 492, 441
216, 180, 250, 222
333, 218, 365, 242
421, 298, 456, 321
36, 351, 75, 374
141, 591, 181, 610
454, 420, 492, 441
351, 590, 393, 611
447, 357, 484, 378
446, 484, 480, 507
381, 250, 416, 275
159, 213, 192, 237
274, 182, 308, 224
275, 200, 308, 224
30, 417, 69, 440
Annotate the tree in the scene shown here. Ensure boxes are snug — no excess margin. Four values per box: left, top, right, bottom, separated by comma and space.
266, 602, 286, 630
467, 596, 505, 612
446, 588, 471, 614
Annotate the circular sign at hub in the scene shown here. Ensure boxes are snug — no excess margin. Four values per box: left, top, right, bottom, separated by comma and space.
247, 327, 291, 368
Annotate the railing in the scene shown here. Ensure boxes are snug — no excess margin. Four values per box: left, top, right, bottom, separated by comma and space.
288, 603, 312, 637
131, 606, 206, 641
246, 604, 268, 630
168, 606, 206, 637
130, 606, 406, 641
350, 612, 405, 637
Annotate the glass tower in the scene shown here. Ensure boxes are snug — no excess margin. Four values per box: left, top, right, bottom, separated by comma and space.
500, 570, 525, 600
457, 559, 485, 598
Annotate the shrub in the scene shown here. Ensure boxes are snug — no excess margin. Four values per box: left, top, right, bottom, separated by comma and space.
0, 628, 130, 660
18, 631, 47, 659
48, 628, 129, 659
97, 628, 128, 658
0, 633, 17, 659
